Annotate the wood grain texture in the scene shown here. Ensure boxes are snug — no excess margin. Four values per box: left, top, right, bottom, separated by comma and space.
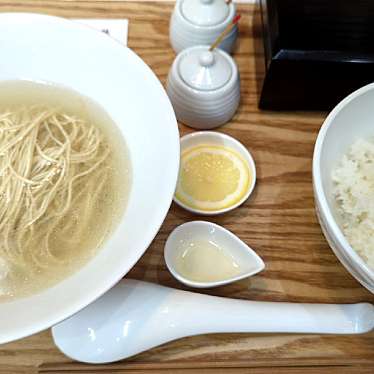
0, 1, 373, 373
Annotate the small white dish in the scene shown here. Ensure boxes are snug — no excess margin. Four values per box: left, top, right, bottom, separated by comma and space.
164, 221, 265, 288
174, 131, 256, 215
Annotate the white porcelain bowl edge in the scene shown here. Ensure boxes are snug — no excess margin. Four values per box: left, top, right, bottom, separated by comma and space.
313, 82, 374, 293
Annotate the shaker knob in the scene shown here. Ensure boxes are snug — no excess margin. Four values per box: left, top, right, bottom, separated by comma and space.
199, 51, 215, 67
200, 0, 214, 4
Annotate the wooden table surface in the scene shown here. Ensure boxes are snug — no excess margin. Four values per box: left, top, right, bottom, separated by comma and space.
1, 1, 374, 373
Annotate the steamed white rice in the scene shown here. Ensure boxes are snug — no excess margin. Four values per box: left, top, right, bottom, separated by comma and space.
333, 138, 374, 270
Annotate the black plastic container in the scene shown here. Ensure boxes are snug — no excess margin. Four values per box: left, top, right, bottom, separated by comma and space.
260, 0, 374, 110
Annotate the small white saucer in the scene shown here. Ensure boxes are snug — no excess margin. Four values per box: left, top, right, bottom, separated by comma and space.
164, 221, 265, 288
174, 131, 257, 215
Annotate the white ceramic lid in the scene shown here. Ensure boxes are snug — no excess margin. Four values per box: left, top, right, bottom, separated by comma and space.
178, 49, 232, 91
181, 0, 230, 26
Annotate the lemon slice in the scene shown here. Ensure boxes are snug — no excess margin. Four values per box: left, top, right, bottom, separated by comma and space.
175, 144, 251, 212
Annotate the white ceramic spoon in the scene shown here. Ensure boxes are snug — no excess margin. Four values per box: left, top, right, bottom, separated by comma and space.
52, 279, 374, 364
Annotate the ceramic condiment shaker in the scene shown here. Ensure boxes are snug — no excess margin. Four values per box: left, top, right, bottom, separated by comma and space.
170, 0, 238, 54
166, 45, 240, 129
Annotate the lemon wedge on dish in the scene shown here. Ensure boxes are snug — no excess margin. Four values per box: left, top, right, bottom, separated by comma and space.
175, 144, 251, 212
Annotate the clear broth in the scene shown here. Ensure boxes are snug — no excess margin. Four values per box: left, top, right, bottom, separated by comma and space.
0, 80, 131, 301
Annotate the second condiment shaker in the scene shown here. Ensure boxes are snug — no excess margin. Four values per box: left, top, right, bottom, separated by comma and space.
170, 0, 238, 54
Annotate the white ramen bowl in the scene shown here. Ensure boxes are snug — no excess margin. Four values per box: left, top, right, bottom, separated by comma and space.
0, 13, 179, 344
313, 83, 374, 294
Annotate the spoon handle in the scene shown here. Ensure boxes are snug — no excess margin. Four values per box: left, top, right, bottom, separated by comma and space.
135, 280, 374, 335
176, 291, 374, 335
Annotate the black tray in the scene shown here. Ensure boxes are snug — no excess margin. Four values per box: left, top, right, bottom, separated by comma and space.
259, 0, 374, 110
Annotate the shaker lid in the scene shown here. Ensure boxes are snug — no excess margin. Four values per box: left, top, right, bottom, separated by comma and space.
178, 48, 232, 91
181, 0, 229, 27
